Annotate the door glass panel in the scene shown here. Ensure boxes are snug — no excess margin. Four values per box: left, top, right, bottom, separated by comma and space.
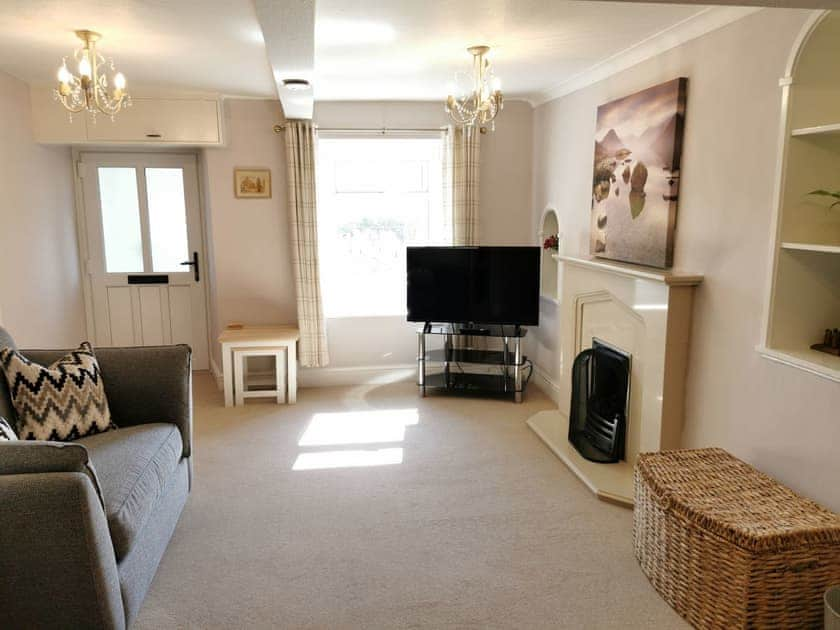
146, 168, 190, 272
98, 167, 144, 273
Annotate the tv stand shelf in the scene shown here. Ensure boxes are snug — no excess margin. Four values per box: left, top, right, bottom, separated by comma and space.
417, 324, 529, 402
426, 348, 519, 365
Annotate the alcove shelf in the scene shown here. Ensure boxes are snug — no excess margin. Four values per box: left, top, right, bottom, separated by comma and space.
791, 123, 840, 137
759, 11, 840, 383
780, 242, 840, 254
538, 207, 560, 301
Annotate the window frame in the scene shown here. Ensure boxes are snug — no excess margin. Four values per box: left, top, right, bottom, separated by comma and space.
315, 132, 450, 319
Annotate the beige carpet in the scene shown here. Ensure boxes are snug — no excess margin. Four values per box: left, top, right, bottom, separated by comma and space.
133, 374, 685, 629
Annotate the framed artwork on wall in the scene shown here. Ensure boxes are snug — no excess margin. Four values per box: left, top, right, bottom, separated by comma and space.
234, 168, 271, 199
590, 77, 687, 268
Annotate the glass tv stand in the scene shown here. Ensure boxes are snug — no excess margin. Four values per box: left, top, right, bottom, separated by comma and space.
417, 323, 529, 403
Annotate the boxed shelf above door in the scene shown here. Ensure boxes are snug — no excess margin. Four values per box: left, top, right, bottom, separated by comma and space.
30, 86, 225, 146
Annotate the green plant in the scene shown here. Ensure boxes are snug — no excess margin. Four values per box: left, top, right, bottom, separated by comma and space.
807, 189, 840, 210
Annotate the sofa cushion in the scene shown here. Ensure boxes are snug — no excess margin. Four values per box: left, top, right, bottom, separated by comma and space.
0, 326, 18, 426
78, 423, 182, 560
0, 342, 116, 441
0, 416, 17, 440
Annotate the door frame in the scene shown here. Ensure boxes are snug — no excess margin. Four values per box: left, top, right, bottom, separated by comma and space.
71, 147, 213, 367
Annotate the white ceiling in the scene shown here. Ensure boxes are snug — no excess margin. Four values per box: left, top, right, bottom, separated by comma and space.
0, 0, 276, 97
0, 0, 799, 106
313, 0, 718, 103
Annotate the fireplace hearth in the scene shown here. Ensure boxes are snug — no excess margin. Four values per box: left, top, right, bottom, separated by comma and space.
568, 338, 631, 463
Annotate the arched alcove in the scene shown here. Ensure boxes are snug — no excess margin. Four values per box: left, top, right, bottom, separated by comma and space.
538, 207, 561, 301
759, 10, 840, 382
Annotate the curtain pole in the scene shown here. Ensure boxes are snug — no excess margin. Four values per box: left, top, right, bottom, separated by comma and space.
273, 124, 449, 134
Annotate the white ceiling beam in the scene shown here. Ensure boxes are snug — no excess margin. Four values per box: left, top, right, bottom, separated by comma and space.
255, 0, 314, 120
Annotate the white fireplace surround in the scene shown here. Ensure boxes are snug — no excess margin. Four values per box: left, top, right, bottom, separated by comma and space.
528, 255, 702, 506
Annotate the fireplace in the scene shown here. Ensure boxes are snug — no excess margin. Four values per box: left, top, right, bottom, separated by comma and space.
527, 255, 702, 505
568, 338, 631, 463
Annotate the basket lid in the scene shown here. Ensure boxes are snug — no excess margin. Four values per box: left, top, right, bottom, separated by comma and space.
636, 448, 840, 553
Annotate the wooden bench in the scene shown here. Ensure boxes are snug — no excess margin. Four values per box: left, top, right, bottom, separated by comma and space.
634, 448, 840, 628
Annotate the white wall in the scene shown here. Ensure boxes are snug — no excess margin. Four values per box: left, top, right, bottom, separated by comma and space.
201, 99, 296, 371
0, 70, 85, 347
530, 8, 840, 510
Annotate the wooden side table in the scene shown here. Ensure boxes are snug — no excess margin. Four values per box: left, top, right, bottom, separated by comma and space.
218, 326, 300, 407
233, 346, 289, 405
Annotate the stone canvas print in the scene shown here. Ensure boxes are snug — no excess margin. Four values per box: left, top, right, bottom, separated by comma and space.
590, 77, 687, 268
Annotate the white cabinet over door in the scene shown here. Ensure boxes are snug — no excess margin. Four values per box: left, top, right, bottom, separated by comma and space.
30, 87, 225, 146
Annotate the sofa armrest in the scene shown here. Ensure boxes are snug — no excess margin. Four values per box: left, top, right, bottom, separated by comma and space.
0, 472, 125, 629
23, 345, 193, 458
0, 441, 104, 507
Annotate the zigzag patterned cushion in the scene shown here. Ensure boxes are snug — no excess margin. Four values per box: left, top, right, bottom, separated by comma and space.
0, 342, 116, 441
0, 416, 16, 441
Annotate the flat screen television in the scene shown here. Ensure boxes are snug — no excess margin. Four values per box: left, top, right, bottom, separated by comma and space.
406, 246, 540, 326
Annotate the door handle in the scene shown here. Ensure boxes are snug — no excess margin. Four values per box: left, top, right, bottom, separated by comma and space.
180, 251, 200, 282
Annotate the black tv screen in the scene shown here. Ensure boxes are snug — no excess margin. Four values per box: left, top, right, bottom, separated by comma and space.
406, 246, 540, 325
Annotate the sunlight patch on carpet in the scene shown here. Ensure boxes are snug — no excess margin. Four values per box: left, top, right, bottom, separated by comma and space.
298, 408, 418, 447
292, 447, 404, 470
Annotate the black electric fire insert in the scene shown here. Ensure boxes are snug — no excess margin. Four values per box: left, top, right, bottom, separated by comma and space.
568, 338, 631, 463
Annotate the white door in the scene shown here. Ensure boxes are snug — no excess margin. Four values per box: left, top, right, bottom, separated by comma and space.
79, 153, 209, 370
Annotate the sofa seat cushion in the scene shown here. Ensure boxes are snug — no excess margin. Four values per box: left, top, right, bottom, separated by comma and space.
78, 423, 182, 560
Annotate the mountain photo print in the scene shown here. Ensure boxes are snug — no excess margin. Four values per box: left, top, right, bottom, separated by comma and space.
590, 77, 687, 268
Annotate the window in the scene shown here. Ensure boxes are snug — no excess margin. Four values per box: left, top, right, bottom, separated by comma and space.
96, 165, 191, 274
145, 168, 190, 272
98, 167, 144, 273
316, 135, 449, 318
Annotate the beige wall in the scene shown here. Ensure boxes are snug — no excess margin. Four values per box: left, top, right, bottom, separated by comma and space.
530, 8, 840, 510
480, 101, 534, 246
201, 99, 296, 370
0, 70, 85, 347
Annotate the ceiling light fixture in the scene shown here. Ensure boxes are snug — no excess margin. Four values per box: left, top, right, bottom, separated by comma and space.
55, 30, 130, 120
282, 78, 310, 91
445, 45, 503, 133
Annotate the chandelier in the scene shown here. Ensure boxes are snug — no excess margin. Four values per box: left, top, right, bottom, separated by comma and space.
445, 45, 503, 132
55, 30, 130, 120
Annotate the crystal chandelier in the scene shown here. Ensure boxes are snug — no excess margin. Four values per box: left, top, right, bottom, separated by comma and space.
445, 45, 503, 132
55, 30, 130, 120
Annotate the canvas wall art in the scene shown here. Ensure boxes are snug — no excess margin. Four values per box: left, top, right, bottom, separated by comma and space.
590, 77, 687, 268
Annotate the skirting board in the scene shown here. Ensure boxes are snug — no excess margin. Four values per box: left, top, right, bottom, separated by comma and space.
211, 357, 416, 390
531, 364, 562, 406
298, 364, 416, 388
210, 358, 224, 391
527, 409, 634, 508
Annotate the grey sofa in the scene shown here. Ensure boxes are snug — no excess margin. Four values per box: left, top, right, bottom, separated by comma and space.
0, 326, 193, 629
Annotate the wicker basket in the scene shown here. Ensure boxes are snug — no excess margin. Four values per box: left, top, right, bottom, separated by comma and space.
634, 448, 840, 629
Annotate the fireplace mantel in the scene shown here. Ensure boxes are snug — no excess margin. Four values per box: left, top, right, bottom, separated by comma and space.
553, 255, 703, 287
528, 255, 703, 506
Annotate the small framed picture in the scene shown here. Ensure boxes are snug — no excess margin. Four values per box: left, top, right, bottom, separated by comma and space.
234, 168, 271, 199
